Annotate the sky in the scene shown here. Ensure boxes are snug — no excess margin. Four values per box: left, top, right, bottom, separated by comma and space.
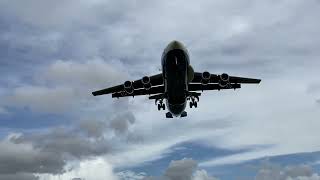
0, 0, 320, 179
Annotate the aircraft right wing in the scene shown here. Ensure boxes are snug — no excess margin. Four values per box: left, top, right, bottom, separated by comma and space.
112, 85, 164, 98
92, 73, 164, 97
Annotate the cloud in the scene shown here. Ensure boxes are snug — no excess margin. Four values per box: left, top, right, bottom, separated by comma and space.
7, 86, 76, 113
139, 158, 219, 180
117, 171, 147, 180
1, 0, 320, 179
38, 158, 118, 180
0, 173, 39, 180
3, 59, 128, 114
109, 112, 135, 135
0, 134, 65, 175
42, 59, 128, 88
193, 170, 219, 180
0, 107, 136, 177
164, 158, 198, 180
255, 162, 320, 180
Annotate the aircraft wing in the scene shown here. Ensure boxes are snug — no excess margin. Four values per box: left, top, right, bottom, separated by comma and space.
112, 85, 164, 98
188, 83, 241, 91
92, 73, 164, 97
192, 72, 261, 84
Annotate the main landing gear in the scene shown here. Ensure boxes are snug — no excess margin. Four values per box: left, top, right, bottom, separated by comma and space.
156, 99, 165, 111
188, 96, 199, 109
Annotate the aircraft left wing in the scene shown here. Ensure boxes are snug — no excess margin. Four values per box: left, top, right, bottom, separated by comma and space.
188, 83, 241, 91
92, 73, 164, 97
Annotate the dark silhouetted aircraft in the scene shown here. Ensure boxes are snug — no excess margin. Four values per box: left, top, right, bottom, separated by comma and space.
92, 40, 261, 118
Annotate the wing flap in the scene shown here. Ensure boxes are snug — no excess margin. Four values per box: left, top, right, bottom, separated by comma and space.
112, 85, 164, 98
188, 83, 241, 91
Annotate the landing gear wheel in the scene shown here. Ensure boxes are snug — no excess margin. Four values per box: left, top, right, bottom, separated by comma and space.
158, 104, 161, 111
161, 104, 166, 110
189, 102, 193, 108
194, 102, 198, 108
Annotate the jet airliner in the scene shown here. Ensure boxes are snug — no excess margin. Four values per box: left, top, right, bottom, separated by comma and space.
92, 41, 261, 118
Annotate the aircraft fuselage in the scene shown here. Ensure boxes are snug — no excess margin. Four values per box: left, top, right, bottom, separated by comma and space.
161, 41, 190, 117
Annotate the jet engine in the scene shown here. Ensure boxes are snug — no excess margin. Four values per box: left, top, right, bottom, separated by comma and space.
219, 73, 230, 87
141, 76, 151, 90
123, 81, 134, 94
201, 71, 211, 85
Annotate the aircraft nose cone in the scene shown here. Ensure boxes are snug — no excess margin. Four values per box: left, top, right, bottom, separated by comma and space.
165, 40, 186, 53
170, 40, 184, 49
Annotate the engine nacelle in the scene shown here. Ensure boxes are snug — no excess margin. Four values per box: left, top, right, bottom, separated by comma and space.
218, 80, 228, 87
120, 91, 126, 96
201, 71, 211, 85
141, 76, 152, 90
219, 73, 230, 87
123, 81, 134, 94
220, 73, 229, 82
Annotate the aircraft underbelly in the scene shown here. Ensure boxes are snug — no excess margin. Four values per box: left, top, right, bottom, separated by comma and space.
164, 49, 188, 116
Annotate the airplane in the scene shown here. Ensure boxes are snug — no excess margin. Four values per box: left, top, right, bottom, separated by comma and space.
92, 40, 261, 118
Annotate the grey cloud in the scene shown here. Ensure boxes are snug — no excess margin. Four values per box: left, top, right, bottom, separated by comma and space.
0, 0, 129, 28
307, 83, 320, 94
117, 171, 147, 180
109, 112, 135, 135
193, 170, 219, 180
119, 160, 320, 180
6, 86, 76, 114
138, 158, 219, 180
41, 59, 128, 88
164, 158, 198, 180
78, 119, 107, 138
1, 108, 136, 176
255, 162, 319, 180
306, 82, 320, 105
3, 0, 319, 87
0, 173, 39, 180
1, 0, 320, 179
0, 137, 65, 174
16, 111, 136, 160
2, 59, 128, 114
23, 127, 112, 159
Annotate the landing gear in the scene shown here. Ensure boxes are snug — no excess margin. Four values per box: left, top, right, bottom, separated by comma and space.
190, 101, 198, 108
156, 99, 165, 111
181, 111, 187, 117
188, 96, 199, 109
157, 103, 165, 111
166, 112, 173, 118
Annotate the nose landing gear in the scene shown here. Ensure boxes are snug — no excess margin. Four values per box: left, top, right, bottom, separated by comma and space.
156, 99, 165, 111
188, 96, 199, 109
